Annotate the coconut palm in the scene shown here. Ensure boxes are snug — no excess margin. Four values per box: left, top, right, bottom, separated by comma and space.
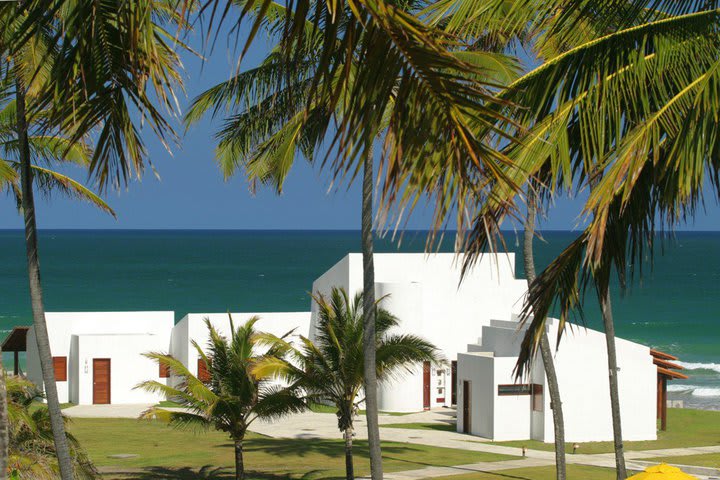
254, 287, 443, 480
137, 316, 306, 480
454, 3, 720, 478
1, 2, 187, 477
521, 183, 567, 480
0, 62, 113, 480
6, 376, 97, 479
185, 16, 522, 472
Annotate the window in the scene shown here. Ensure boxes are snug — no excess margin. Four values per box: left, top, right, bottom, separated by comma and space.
53, 357, 67, 382
159, 362, 171, 379
497, 384, 531, 396
532, 384, 543, 412
197, 359, 211, 383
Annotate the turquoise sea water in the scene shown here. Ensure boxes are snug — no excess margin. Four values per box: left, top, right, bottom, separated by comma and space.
1, 229, 718, 408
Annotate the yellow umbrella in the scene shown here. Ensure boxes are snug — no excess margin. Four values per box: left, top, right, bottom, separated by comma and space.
627, 464, 698, 480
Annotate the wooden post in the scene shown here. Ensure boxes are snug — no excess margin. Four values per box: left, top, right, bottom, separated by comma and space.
656, 373, 662, 420
13, 351, 18, 376
661, 377, 668, 431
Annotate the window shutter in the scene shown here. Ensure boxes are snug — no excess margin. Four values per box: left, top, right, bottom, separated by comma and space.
53, 357, 67, 382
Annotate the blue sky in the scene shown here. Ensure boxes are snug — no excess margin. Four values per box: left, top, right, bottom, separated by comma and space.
1, 28, 718, 231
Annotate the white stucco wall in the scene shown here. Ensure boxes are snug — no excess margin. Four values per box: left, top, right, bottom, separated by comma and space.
457, 317, 657, 443
74, 334, 169, 405
310, 253, 529, 412
544, 318, 657, 442
26, 311, 174, 404
173, 312, 311, 378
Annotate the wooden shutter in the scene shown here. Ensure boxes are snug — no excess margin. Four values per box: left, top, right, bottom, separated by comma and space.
53, 357, 67, 382
532, 384, 543, 412
197, 358, 211, 383
159, 362, 171, 378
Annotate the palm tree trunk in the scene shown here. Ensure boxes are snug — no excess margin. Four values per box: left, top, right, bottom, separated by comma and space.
234, 438, 245, 480
344, 426, 355, 480
361, 147, 383, 480
16, 74, 75, 480
599, 290, 627, 479
523, 189, 566, 480
0, 347, 8, 479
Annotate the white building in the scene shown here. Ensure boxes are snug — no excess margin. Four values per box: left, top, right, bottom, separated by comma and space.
12, 252, 666, 443
172, 312, 311, 381
456, 316, 658, 443
25, 312, 174, 405
310, 253, 529, 412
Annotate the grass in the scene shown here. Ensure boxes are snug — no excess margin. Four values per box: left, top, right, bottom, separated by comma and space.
430, 465, 617, 480
646, 453, 720, 469
491, 409, 720, 454
381, 422, 456, 432
67, 418, 518, 479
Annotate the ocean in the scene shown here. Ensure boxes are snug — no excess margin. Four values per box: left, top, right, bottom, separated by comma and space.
1, 229, 718, 409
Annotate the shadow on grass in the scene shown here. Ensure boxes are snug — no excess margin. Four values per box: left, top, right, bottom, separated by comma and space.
212, 437, 430, 460
110, 466, 312, 480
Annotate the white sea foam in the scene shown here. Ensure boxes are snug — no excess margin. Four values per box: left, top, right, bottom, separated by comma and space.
667, 384, 720, 397
677, 362, 720, 374
667, 384, 697, 393
693, 388, 720, 397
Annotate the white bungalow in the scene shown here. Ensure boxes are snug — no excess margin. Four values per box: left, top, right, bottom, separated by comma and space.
457, 316, 659, 442
25, 311, 174, 405
309, 253, 529, 412
171, 312, 311, 381
9, 252, 679, 443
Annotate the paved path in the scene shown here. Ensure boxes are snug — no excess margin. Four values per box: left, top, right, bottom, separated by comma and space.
64, 403, 153, 418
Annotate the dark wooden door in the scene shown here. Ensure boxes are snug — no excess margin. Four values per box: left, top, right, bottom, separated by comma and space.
451, 361, 457, 405
93, 359, 111, 405
462, 381, 470, 434
423, 361, 431, 410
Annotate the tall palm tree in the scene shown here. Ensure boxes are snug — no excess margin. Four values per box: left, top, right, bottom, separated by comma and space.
456, 3, 720, 478
1, 2, 187, 477
185, 22, 520, 475
255, 287, 443, 480
522, 184, 566, 480
138, 316, 306, 480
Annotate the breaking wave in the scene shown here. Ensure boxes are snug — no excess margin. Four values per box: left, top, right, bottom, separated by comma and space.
667, 384, 720, 397
676, 361, 720, 374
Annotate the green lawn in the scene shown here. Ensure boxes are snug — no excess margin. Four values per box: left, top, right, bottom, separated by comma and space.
381, 422, 456, 432
646, 453, 720, 469
67, 418, 518, 479
492, 409, 720, 454
430, 465, 617, 480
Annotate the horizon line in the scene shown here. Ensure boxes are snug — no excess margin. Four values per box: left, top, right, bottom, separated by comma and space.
1, 227, 719, 233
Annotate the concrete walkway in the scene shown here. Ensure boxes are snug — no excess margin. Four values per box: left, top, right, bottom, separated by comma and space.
64, 403, 153, 418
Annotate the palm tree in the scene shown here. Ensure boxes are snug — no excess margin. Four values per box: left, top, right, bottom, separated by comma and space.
6, 376, 98, 479
0, 45, 113, 479
137, 316, 306, 480
185, 18, 521, 473
1, 2, 187, 477
255, 287, 443, 480
455, 4, 720, 478
522, 184, 566, 480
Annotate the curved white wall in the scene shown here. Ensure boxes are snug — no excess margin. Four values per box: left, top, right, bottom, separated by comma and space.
375, 282, 424, 412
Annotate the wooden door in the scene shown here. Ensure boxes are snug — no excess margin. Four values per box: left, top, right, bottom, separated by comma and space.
423, 361, 431, 410
462, 381, 470, 434
451, 361, 457, 405
93, 359, 111, 405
